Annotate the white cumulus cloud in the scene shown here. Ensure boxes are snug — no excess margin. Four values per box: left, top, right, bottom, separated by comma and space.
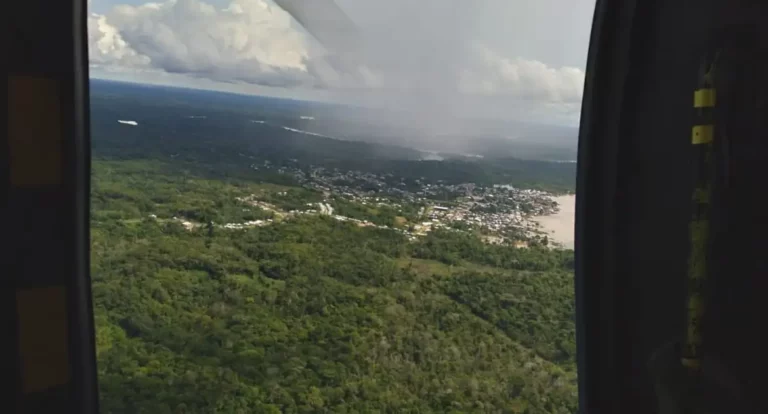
88, 13, 150, 68
91, 0, 316, 87
88, 0, 586, 108
460, 46, 585, 103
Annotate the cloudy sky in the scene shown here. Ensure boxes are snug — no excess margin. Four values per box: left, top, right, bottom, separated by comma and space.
88, 0, 595, 126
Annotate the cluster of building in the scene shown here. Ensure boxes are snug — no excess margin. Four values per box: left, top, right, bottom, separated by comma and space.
437, 186, 557, 230
220, 219, 272, 230
164, 161, 564, 244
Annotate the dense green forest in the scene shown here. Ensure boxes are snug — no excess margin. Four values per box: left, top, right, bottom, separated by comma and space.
91, 158, 577, 413
90, 81, 576, 194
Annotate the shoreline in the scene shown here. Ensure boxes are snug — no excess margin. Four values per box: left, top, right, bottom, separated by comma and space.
534, 194, 576, 249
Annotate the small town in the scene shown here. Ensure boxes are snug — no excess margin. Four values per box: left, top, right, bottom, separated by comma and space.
161, 161, 566, 247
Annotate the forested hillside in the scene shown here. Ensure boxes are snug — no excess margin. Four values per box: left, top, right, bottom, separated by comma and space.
91, 159, 577, 413
89, 80, 578, 413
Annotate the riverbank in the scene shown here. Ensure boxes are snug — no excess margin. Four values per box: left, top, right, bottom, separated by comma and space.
534, 194, 576, 249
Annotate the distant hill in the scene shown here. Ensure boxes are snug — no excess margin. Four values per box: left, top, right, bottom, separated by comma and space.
299, 111, 579, 162
90, 79, 423, 162
90, 79, 576, 192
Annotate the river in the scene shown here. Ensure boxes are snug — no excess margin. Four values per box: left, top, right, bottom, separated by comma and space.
534, 194, 576, 249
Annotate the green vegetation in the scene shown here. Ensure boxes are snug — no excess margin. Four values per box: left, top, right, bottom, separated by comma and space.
412, 229, 573, 270
91, 84, 575, 194
328, 197, 421, 228
91, 160, 280, 223
92, 158, 577, 413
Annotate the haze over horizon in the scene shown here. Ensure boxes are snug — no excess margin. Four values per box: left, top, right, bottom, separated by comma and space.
88, 0, 594, 144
